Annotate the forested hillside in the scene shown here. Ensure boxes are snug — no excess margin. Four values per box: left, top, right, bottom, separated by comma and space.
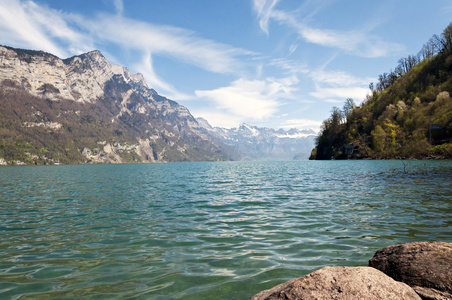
311, 23, 452, 160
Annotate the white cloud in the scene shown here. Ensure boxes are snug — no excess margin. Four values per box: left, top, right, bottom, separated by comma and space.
269, 58, 309, 75
295, 21, 404, 59
192, 110, 243, 128
307, 69, 372, 103
310, 69, 371, 87
23, 1, 95, 55
0, 0, 67, 57
254, 0, 405, 58
132, 52, 192, 100
89, 14, 253, 75
194, 76, 301, 127
253, 0, 280, 35
0, 0, 259, 100
195, 78, 282, 121
310, 87, 369, 101
113, 0, 123, 15
280, 118, 322, 131
323, 99, 343, 104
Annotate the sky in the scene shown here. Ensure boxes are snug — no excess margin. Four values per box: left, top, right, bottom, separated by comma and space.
0, 0, 451, 131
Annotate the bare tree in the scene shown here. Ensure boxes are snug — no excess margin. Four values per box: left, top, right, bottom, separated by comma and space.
330, 106, 343, 126
441, 22, 452, 53
342, 98, 356, 122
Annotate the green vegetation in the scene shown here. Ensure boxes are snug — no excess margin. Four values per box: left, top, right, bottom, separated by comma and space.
311, 23, 452, 160
0, 77, 230, 165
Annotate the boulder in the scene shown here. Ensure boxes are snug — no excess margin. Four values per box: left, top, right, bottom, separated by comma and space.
369, 241, 452, 300
250, 266, 420, 300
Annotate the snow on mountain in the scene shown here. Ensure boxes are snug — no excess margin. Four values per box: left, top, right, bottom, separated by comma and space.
197, 118, 317, 160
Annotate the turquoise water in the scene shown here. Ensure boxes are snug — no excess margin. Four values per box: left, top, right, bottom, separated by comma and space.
0, 160, 451, 299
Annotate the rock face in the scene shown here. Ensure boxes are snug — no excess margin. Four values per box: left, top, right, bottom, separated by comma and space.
197, 118, 316, 160
251, 266, 421, 300
369, 241, 452, 300
0, 45, 233, 164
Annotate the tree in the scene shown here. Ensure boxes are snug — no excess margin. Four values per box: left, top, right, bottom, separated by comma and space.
330, 106, 343, 126
418, 42, 435, 60
371, 125, 386, 153
342, 98, 356, 121
440, 22, 452, 53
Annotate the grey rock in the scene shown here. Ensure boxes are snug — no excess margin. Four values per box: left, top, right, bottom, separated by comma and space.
250, 266, 421, 300
369, 241, 452, 300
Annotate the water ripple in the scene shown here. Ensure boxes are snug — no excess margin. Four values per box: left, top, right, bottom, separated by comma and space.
0, 161, 451, 299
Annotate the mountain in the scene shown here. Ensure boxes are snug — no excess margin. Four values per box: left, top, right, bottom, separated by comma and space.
0, 45, 233, 165
197, 118, 317, 160
311, 23, 452, 160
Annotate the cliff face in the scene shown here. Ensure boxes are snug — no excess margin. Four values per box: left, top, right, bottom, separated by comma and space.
0, 47, 158, 103
0, 46, 232, 165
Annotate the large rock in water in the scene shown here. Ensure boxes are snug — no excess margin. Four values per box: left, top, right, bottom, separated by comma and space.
250, 266, 421, 300
369, 241, 452, 300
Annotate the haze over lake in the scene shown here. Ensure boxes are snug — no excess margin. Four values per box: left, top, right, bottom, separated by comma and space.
1, 160, 451, 299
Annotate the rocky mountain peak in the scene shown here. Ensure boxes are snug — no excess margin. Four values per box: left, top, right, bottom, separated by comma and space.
0, 46, 150, 103
196, 117, 213, 130
0, 45, 234, 165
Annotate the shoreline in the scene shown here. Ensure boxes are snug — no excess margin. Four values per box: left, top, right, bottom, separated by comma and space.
251, 241, 452, 300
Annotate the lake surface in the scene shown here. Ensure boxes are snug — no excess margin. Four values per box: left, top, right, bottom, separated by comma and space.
0, 160, 451, 299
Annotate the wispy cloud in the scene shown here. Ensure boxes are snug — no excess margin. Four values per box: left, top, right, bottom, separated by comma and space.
310, 86, 369, 101
307, 69, 372, 103
269, 58, 309, 75
90, 14, 253, 75
310, 69, 371, 87
113, 0, 123, 15
195, 76, 299, 126
191, 110, 243, 128
253, 0, 405, 58
132, 52, 192, 100
195, 78, 281, 121
253, 0, 280, 35
280, 118, 322, 131
0, 0, 69, 57
0, 0, 257, 99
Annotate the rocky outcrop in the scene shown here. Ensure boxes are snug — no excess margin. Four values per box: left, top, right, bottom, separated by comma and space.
369, 241, 452, 300
251, 266, 421, 300
251, 241, 452, 300
0, 46, 146, 103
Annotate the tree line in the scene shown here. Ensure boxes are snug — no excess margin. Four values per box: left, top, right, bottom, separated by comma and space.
373, 22, 452, 92
311, 22, 452, 160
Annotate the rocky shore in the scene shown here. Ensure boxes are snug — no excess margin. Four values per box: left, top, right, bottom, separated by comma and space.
251, 241, 452, 300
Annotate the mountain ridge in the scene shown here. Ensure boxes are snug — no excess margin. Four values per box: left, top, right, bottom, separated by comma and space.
310, 23, 452, 160
0, 45, 232, 165
197, 118, 316, 160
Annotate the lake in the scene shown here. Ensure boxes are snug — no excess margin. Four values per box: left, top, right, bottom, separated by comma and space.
0, 160, 451, 299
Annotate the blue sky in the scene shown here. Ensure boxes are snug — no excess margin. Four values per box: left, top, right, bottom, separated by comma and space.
0, 0, 451, 130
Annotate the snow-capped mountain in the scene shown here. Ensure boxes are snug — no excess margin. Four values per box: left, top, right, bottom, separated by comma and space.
197, 118, 317, 160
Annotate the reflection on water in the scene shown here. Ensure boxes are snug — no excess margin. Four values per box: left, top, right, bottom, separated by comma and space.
0, 160, 451, 299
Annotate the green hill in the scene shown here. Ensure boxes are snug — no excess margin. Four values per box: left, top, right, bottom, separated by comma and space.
311, 23, 452, 160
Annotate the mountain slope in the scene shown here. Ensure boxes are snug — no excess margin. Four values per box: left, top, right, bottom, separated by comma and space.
198, 118, 316, 160
311, 46, 452, 160
0, 45, 232, 165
